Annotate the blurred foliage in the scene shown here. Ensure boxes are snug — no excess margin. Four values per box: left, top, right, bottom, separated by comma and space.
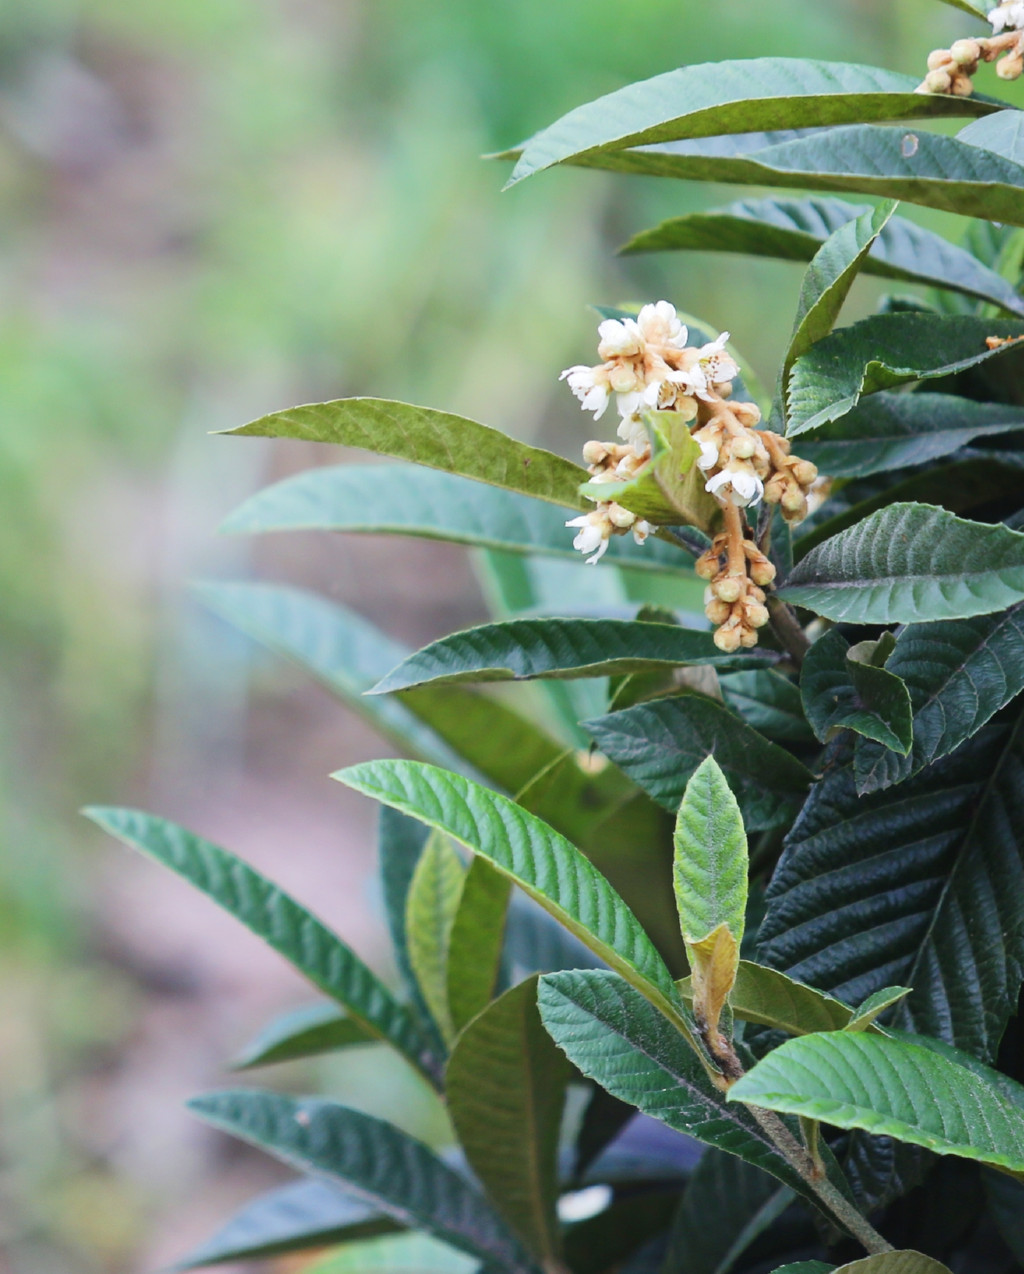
0, 0, 979, 1270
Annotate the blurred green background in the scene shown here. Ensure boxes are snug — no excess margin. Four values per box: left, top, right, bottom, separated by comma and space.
0, 1, 992, 1270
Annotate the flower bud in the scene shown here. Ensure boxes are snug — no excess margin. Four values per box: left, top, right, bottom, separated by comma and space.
739, 628, 759, 649
744, 602, 770, 629
924, 67, 953, 92
607, 502, 636, 529
763, 475, 787, 504
730, 401, 762, 427
950, 38, 981, 66
998, 50, 1024, 78
695, 553, 719, 580
730, 434, 756, 460
927, 48, 954, 70
713, 624, 743, 653
749, 558, 777, 587
790, 459, 819, 487
582, 440, 610, 465
951, 71, 975, 95
705, 599, 732, 626
712, 576, 743, 604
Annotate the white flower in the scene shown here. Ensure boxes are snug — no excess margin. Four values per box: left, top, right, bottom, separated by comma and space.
682, 333, 740, 401
990, 1, 1024, 31
632, 518, 652, 545
617, 413, 649, 454
635, 300, 688, 350
566, 512, 610, 564
706, 463, 765, 508
560, 365, 611, 420
693, 428, 720, 473
597, 317, 641, 359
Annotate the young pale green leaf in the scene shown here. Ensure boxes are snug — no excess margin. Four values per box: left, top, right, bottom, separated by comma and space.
781, 504, 1024, 625
769, 1266, 834, 1274
835, 1258, 952, 1274
845, 988, 912, 1033
224, 399, 587, 510
188, 1092, 532, 1273
728, 1031, 1024, 1174
304, 1233, 477, 1274
759, 713, 1024, 1061
406, 832, 466, 1045
621, 197, 1024, 316
446, 858, 510, 1035
719, 670, 815, 744
801, 629, 913, 754
507, 59, 996, 185
932, 0, 987, 15
661, 1149, 793, 1274
674, 756, 747, 948
370, 618, 776, 695
677, 960, 861, 1037
220, 464, 683, 573
584, 694, 812, 831
785, 314, 1024, 437
782, 201, 897, 395
446, 976, 570, 1263
232, 1004, 375, 1070
794, 394, 1024, 480
959, 110, 1024, 165
83, 808, 441, 1086
854, 603, 1024, 793
332, 761, 690, 1038
173, 1178, 397, 1270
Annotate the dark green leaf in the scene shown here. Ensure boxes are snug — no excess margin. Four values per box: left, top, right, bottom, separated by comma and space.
983, 1171, 1024, 1266
306, 1233, 477, 1274
719, 670, 815, 744
781, 504, 1024, 625
447, 976, 570, 1261
563, 1191, 677, 1274
508, 60, 996, 185
845, 988, 912, 1033
83, 808, 440, 1085
188, 1092, 531, 1272
834, 1258, 951, 1274
447, 859, 511, 1035
232, 1004, 375, 1071
584, 694, 811, 831
621, 197, 1024, 316
729, 1031, 1024, 1173
801, 629, 913, 755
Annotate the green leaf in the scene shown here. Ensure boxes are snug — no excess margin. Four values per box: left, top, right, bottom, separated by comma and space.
83, 808, 441, 1086
173, 1178, 397, 1270
783, 201, 897, 398
769, 1266, 834, 1274
793, 393, 1024, 479
932, 0, 986, 16
370, 619, 776, 695
801, 629, 913, 754
446, 859, 511, 1036
853, 604, 1024, 793
621, 197, 1024, 316
674, 757, 747, 947
781, 504, 1024, 625
507, 59, 996, 185
232, 1004, 375, 1070
845, 988, 912, 1033
406, 832, 466, 1045
728, 1030, 1024, 1174
562, 1191, 677, 1274
446, 976, 570, 1262
332, 761, 691, 1041
304, 1234, 477, 1274
959, 110, 1024, 165
584, 694, 812, 831
834, 1259, 952, 1274
188, 1092, 532, 1273
758, 713, 1024, 1060
678, 960, 860, 1037
984, 1171, 1024, 1265
224, 399, 587, 509
719, 670, 815, 744
785, 314, 1024, 437
661, 1149, 793, 1274
220, 464, 683, 573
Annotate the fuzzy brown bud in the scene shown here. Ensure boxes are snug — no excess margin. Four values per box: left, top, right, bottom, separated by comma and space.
924, 67, 954, 92
749, 558, 777, 587
713, 624, 743, 653
950, 38, 981, 67
582, 440, 610, 466
998, 50, 1024, 79
790, 459, 819, 487
705, 599, 732, 626
695, 553, 719, 581
927, 48, 954, 70
744, 602, 770, 629
712, 576, 743, 604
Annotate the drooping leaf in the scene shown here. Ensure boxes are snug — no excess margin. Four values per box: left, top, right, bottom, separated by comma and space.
446, 976, 570, 1262
188, 1092, 532, 1273
677, 960, 861, 1037
845, 988, 912, 1034
621, 197, 1024, 316
446, 858, 511, 1035
728, 1031, 1024, 1174
304, 1233, 477, 1274
801, 629, 913, 755
584, 694, 812, 831
370, 618, 775, 695
406, 832, 466, 1045
785, 314, 1024, 437
333, 761, 691, 1039
758, 716, 1024, 1061
719, 670, 815, 744
673, 756, 748, 953
83, 809, 441, 1086
173, 1177, 396, 1270
507, 60, 997, 185
220, 464, 684, 573
780, 504, 1024, 625
852, 604, 1024, 792
793, 393, 1024, 479
232, 1003, 375, 1070
224, 399, 587, 509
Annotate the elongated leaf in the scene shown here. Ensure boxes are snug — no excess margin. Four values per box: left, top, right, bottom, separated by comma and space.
305, 1233, 477, 1274
371, 619, 775, 695
758, 714, 1024, 1061
508, 60, 996, 185
771, 1266, 834, 1274
846, 988, 912, 1033
853, 603, 1024, 793
794, 393, 1024, 479
536, 970, 857, 1230
621, 197, 1024, 316
83, 809, 440, 1085
447, 976, 570, 1261
720, 670, 814, 743
189, 1092, 532, 1272
447, 859, 511, 1035
174, 1177, 396, 1270
781, 504, 1024, 625
932, 0, 986, 16
406, 833, 465, 1045
959, 110, 1024, 165
220, 464, 684, 573
678, 960, 860, 1036
584, 694, 811, 831
674, 757, 747, 947
225, 399, 587, 509
233, 1003, 375, 1070
661, 1149, 793, 1274
333, 761, 690, 1037
801, 629, 912, 754
786, 314, 1024, 437
729, 1030, 1024, 1173
836, 1259, 950, 1274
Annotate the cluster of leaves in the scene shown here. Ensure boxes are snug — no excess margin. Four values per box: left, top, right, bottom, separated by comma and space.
90, 5, 1024, 1273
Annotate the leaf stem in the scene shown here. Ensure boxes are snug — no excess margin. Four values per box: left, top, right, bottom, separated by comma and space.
766, 594, 811, 668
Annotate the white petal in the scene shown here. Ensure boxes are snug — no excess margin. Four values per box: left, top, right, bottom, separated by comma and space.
697, 438, 719, 472
705, 470, 731, 497
597, 318, 641, 357
585, 538, 611, 565
616, 389, 644, 418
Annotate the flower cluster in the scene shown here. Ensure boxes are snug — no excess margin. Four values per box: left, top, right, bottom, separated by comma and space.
917, 7, 1024, 94
561, 301, 826, 649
